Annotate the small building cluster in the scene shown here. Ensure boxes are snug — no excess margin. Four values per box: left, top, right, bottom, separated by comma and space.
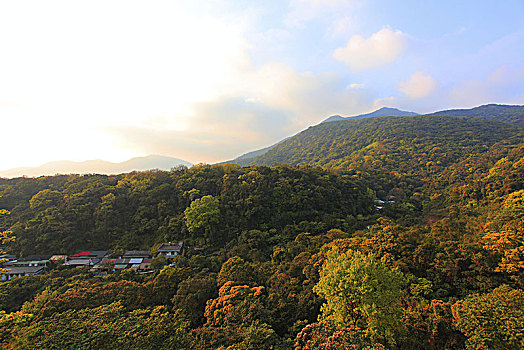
0, 241, 183, 281
374, 198, 395, 211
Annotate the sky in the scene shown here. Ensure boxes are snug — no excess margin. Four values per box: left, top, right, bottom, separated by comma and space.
1, 0, 523, 169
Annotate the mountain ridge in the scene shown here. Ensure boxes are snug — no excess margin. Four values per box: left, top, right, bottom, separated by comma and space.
427, 103, 524, 127
226, 104, 524, 165
232, 114, 523, 168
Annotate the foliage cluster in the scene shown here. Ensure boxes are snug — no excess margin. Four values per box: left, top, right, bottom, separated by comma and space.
0, 165, 373, 255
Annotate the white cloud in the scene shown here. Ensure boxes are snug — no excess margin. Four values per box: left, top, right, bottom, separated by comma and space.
245, 62, 374, 127
326, 15, 358, 38
371, 66, 524, 114
110, 62, 375, 163
398, 72, 438, 99
0, 1, 381, 168
285, 0, 356, 27
333, 28, 407, 71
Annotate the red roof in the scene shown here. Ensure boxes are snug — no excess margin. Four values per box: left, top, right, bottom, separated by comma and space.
70, 251, 91, 257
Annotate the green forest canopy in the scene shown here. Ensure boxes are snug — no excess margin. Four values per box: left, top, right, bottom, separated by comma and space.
0, 113, 522, 349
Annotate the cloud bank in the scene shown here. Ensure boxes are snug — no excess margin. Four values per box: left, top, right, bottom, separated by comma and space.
110, 62, 375, 163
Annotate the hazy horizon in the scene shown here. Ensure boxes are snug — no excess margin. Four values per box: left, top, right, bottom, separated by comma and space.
0, 154, 194, 178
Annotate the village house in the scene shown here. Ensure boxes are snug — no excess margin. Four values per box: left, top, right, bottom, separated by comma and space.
94, 250, 153, 272
6, 255, 51, 268
1, 255, 51, 280
2, 245, 170, 279
0, 254, 17, 262
157, 242, 183, 258
116, 257, 153, 270
2, 266, 45, 281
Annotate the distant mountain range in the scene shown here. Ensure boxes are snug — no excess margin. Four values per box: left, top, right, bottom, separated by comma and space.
229, 104, 524, 165
0, 155, 193, 178
4, 104, 523, 177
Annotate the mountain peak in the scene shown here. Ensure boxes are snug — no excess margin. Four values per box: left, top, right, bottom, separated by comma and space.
375, 107, 404, 112
321, 107, 418, 123
322, 115, 346, 123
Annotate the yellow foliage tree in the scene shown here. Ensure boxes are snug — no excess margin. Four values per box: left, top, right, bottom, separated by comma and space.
483, 190, 524, 282
0, 208, 15, 273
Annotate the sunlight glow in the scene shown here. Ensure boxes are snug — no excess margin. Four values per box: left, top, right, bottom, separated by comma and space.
0, 0, 247, 169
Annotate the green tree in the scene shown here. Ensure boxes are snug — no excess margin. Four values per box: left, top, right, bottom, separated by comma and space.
184, 195, 220, 243
172, 275, 218, 328
314, 247, 406, 344
228, 320, 282, 350
151, 266, 191, 305
217, 256, 257, 287
294, 322, 386, 350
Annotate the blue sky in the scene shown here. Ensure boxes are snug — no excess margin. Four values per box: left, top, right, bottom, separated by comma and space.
1, 0, 523, 169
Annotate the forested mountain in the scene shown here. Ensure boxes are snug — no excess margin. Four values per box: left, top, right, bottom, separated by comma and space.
428, 103, 524, 127
231, 115, 523, 224
0, 113, 523, 349
234, 115, 522, 170
320, 103, 524, 126
229, 104, 523, 165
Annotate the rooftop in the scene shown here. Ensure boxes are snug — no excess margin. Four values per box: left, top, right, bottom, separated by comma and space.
122, 250, 151, 258
157, 242, 183, 251
17, 255, 52, 262
70, 251, 108, 259
2, 266, 45, 275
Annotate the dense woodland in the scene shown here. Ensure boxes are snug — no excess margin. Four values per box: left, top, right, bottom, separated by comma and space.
0, 113, 523, 349
0, 165, 373, 256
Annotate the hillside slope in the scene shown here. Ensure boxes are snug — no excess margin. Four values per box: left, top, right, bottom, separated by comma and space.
1, 115, 523, 350
228, 104, 523, 165
237, 116, 523, 169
